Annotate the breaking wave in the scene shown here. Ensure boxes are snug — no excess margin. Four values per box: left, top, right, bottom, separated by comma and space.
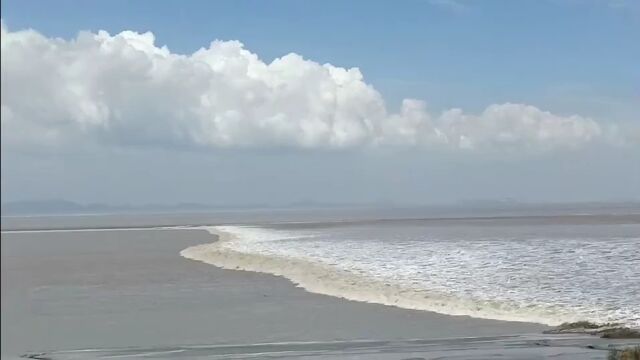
180, 225, 639, 327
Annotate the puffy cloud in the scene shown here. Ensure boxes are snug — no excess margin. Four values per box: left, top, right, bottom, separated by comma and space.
0, 23, 621, 152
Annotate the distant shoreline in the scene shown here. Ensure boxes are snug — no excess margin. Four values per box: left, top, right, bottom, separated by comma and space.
3, 199, 640, 217
3, 211, 639, 232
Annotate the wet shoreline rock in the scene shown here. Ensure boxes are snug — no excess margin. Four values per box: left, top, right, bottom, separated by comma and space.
543, 322, 640, 339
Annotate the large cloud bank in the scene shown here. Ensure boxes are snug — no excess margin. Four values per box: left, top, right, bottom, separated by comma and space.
0, 23, 620, 151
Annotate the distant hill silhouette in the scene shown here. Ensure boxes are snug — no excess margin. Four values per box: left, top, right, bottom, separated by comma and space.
2, 199, 639, 217
0, 199, 383, 216
0, 199, 221, 216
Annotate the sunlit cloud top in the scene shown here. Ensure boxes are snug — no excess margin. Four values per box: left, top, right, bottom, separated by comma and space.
1, 22, 633, 153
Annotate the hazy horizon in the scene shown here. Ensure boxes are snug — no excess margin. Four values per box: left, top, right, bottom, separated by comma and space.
3, 198, 640, 219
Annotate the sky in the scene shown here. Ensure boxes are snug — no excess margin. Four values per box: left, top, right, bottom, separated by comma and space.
1, 0, 639, 206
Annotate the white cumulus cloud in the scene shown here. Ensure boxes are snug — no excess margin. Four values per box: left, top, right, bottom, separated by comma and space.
0, 23, 622, 152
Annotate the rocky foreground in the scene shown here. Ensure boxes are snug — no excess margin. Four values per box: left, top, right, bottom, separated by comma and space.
543, 322, 640, 339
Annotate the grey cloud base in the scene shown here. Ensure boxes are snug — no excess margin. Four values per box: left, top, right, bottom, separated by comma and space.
0, 23, 627, 152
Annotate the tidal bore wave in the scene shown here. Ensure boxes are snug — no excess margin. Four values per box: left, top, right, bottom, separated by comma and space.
179, 225, 639, 327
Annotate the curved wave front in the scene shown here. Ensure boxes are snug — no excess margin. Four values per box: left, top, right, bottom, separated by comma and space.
179, 226, 611, 326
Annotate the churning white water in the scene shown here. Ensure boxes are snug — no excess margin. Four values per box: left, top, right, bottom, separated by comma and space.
181, 216, 640, 327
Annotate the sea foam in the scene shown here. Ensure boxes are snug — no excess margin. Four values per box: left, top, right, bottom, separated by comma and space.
180, 224, 640, 328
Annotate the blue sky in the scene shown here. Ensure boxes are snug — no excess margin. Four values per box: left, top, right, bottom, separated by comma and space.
2, 0, 638, 116
1, 0, 639, 205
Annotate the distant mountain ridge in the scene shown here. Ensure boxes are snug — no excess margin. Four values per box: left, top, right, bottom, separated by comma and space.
1, 199, 230, 216
0, 199, 386, 216
2, 199, 639, 217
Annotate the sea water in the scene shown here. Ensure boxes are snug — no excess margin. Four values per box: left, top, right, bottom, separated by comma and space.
182, 214, 640, 328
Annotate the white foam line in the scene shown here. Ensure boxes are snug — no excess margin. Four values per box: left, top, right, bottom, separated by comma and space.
180, 226, 577, 326
0, 225, 197, 234
101, 349, 186, 358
